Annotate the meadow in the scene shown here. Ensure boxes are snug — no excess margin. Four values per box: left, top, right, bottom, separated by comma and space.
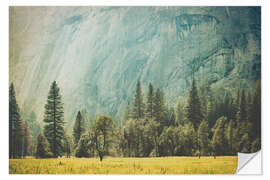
9, 156, 237, 174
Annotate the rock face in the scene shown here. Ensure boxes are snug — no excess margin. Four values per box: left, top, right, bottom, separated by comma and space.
9, 7, 261, 129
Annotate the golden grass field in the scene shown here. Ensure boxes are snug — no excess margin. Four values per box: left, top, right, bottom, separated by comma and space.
9, 156, 237, 174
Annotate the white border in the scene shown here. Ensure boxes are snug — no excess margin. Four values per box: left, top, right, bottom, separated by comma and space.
1, 0, 269, 179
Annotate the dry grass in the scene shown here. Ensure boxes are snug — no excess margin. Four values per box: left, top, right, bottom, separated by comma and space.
9, 156, 237, 174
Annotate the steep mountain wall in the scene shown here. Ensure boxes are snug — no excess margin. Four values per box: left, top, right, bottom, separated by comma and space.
9, 7, 261, 129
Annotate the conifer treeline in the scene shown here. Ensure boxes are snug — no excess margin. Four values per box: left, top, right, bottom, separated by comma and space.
9, 79, 261, 159
118, 80, 261, 157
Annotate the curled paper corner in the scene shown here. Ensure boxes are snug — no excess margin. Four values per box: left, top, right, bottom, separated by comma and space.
236, 150, 262, 175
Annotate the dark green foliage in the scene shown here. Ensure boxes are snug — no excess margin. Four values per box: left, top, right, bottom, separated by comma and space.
73, 111, 85, 146
36, 133, 52, 158
145, 83, 154, 119
153, 88, 167, 134
121, 120, 137, 157
184, 80, 204, 130
175, 99, 185, 125
206, 99, 215, 128
11, 78, 260, 159
146, 119, 160, 157
9, 83, 23, 158
159, 127, 178, 156
168, 108, 176, 126
237, 90, 247, 127
184, 80, 204, 156
131, 81, 145, 120
121, 119, 143, 157
43, 81, 65, 157
229, 88, 240, 130
117, 80, 261, 157
139, 121, 154, 157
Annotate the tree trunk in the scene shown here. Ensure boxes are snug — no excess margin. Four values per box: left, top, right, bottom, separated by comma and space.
98, 151, 103, 162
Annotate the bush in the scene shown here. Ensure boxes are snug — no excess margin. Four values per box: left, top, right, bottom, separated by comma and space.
36, 133, 53, 158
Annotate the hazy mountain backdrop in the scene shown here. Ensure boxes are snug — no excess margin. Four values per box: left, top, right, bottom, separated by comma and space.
9, 7, 261, 130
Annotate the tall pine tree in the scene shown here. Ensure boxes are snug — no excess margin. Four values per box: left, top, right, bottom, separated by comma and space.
175, 99, 185, 125
184, 80, 204, 156
153, 88, 167, 134
121, 101, 131, 126
131, 81, 145, 120
145, 83, 154, 120
184, 80, 204, 130
73, 111, 85, 146
43, 81, 65, 157
9, 83, 23, 158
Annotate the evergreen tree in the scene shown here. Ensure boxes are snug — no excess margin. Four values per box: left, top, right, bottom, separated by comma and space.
153, 88, 167, 134
36, 133, 52, 158
222, 93, 231, 119
206, 99, 215, 128
184, 80, 204, 156
200, 88, 209, 116
168, 108, 176, 126
184, 80, 204, 130
73, 111, 85, 146
237, 90, 247, 123
121, 101, 131, 126
175, 99, 185, 125
43, 81, 65, 157
9, 83, 23, 158
131, 81, 145, 120
232, 88, 240, 123
145, 83, 154, 120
